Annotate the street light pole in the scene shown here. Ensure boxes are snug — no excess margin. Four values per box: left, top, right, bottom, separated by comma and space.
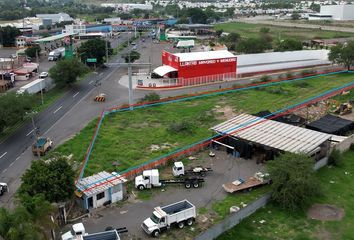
36, 50, 44, 105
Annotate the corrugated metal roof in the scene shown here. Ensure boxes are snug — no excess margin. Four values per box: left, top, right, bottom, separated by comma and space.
211, 113, 331, 154
173, 50, 235, 62
76, 171, 127, 197
83, 230, 120, 240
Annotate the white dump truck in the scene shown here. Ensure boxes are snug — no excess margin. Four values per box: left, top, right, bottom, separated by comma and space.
141, 199, 196, 237
17, 78, 48, 94
135, 169, 204, 190
61, 223, 127, 240
172, 161, 212, 177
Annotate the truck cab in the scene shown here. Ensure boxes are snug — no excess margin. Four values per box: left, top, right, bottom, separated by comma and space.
0, 182, 8, 196
172, 162, 185, 177
142, 209, 167, 237
135, 169, 161, 190
61, 223, 86, 240
32, 137, 53, 156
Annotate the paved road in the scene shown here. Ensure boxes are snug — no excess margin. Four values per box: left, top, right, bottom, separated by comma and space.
0, 32, 133, 207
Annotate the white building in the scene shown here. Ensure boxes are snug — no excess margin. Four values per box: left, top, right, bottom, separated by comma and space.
101, 3, 153, 12
75, 171, 127, 210
62, 24, 86, 35
309, 4, 354, 20
36, 13, 73, 25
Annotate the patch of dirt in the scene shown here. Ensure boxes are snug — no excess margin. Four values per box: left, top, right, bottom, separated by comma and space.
213, 105, 236, 120
313, 227, 333, 240
307, 204, 345, 221
293, 100, 334, 122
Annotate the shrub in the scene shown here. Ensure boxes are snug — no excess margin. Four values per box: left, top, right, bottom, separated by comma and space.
328, 149, 343, 167
293, 81, 310, 88
260, 75, 271, 82
286, 72, 294, 79
168, 120, 196, 134
350, 143, 354, 151
138, 93, 161, 103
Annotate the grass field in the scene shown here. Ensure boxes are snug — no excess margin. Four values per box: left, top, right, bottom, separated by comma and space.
214, 22, 354, 40
217, 149, 354, 240
51, 72, 354, 176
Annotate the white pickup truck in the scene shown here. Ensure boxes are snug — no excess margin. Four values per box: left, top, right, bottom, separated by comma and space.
61, 223, 125, 240
141, 199, 196, 237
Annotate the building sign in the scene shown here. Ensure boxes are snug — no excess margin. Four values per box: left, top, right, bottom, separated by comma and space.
180, 58, 236, 67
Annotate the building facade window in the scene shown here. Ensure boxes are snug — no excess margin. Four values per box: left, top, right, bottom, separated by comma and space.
96, 192, 105, 200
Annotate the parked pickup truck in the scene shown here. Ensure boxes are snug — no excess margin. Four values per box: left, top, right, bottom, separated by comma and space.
222, 172, 271, 193
32, 137, 53, 156
135, 169, 204, 190
141, 199, 196, 237
172, 161, 212, 177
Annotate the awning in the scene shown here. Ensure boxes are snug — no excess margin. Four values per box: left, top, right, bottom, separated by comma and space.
153, 65, 177, 77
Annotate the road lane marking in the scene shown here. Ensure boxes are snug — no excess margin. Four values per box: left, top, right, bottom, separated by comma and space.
0, 152, 7, 159
89, 80, 94, 85
99, 72, 103, 76
2, 168, 7, 174
53, 106, 63, 114
9, 162, 14, 167
15, 156, 20, 161
26, 129, 34, 136
73, 92, 80, 98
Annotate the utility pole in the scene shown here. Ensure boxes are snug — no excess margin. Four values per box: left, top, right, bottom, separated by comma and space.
36, 50, 44, 105
105, 37, 109, 64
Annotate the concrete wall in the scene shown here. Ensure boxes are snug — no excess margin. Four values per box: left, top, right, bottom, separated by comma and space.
194, 193, 271, 240
334, 134, 354, 153
321, 5, 354, 20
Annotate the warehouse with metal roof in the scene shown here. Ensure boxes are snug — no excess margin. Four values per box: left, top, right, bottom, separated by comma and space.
211, 113, 332, 163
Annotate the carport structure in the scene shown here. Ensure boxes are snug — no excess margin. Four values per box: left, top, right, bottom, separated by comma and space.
211, 113, 332, 161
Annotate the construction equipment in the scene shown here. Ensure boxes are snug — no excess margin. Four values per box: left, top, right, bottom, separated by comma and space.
172, 162, 212, 177
94, 93, 106, 102
222, 172, 271, 193
334, 102, 353, 115
141, 199, 196, 238
0, 183, 8, 196
32, 137, 53, 156
135, 169, 204, 190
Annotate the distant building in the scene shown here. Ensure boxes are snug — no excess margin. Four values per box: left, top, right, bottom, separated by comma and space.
36, 13, 73, 25
101, 3, 153, 12
15, 36, 40, 48
62, 24, 86, 35
309, 4, 354, 21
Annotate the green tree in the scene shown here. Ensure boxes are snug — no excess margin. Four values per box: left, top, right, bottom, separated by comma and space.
329, 41, 354, 70
291, 12, 301, 20
236, 38, 271, 53
186, 8, 208, 24
78, 38, 112, 65
25, 45, 41, 59
0, 26, 21, 47
275, 39, 303, 52
0, 92, 35, 133
49, 58, 89, 88
124, 50, 141, 63
19, 157, 75, 203
267, 152, 321, 211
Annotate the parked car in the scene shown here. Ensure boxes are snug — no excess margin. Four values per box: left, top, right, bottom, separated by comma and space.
131, 41, 136, 45
10, 54, 17, 59
39, 72, 48, 78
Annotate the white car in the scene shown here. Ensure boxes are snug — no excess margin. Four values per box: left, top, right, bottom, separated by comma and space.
39, 72, 49, 78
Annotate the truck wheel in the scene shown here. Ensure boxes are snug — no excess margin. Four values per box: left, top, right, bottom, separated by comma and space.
186, 218, 194, 226
152, 230, 160, 238
178, 222, 185, 229
185, 183, 191, 189
193, 182, 199, 188
137, 185, 145, 190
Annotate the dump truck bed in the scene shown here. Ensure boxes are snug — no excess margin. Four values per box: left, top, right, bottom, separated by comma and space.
222, 177, 268, 193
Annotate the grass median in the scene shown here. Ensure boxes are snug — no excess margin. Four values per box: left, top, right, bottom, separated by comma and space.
50, 72, 354, 176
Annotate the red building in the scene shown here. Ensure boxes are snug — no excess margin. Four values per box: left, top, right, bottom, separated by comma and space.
153, 50, 237, 85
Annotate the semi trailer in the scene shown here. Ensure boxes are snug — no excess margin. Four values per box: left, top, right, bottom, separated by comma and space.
135, 169, 204, 190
